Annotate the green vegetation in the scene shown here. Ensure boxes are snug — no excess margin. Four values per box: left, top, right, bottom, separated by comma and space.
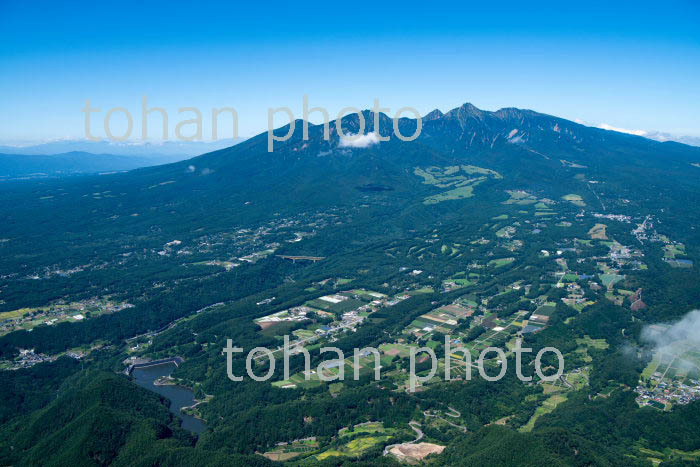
414, 165, 501, 204
2, 106, 700, 466
562, 193, 586, 207
520, 394, 568, 432
488, 257, 515, 268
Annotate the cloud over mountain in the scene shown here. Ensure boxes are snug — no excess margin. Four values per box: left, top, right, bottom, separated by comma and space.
339, 132, 380, 148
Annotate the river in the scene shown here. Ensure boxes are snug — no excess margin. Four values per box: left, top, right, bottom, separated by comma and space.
131, 362, 207, 434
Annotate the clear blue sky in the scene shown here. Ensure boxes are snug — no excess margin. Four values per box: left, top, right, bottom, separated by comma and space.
1, 0, 699, 143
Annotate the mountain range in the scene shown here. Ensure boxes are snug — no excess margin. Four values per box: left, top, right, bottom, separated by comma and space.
0, 139, 242, 157
0, 151, 187, 179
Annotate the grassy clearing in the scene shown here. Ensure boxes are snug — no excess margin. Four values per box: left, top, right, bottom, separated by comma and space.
520, 394, 568, 432
452, 278, 474, 286
503, 190, 538, 205
415, 165, 500, 204
424, 185, 477, 204
663, 243, 686, 259
576, 335, 609, 350
316, 449, 344, 460
588, 223, 608, 240
488, 257, 515, 268
461, 165, 503, 178
562, 194, 586, 207
259, 321, 298, 337
642, 357, 662, 380
339, 422, 388, 438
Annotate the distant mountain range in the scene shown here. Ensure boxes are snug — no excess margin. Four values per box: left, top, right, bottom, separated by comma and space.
0, 139, 246, 179
0, 139, 243, 158
0, 151, 187, 179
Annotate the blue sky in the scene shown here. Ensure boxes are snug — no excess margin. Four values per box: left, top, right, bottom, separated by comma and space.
0, 0, 699, 144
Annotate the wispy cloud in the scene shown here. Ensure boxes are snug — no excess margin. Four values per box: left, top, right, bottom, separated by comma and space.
575, 119, 700, 147
338, 132, 380, 149
596, 123, 648, 136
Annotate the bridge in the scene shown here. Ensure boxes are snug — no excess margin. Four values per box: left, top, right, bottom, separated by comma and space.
125, 356, 184, 375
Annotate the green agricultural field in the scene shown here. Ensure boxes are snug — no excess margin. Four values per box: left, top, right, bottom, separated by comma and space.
503, 190, 538, 205
263, 438, 320, 461
599, 273, 624, 288
259, 320, 299, 337
380, 343, 413, 359
461, 165, 503, 178
415, 165, 501, 204
305, 297, 365, 314
452, 278, 474, 286
292, 329, 316, 339
0, 308, 34, 321
315, 435, 392, 460
663, 243, 686, 259
562, 194, 586, 207
488, 257, 515, 268
339, 422, 391, 438
351, 289, 387, 299
576, 336, 609, 350
424, 185, 478, 204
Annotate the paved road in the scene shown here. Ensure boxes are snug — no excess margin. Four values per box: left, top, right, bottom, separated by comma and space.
383, 421, 423, 456
423, 409, 467, 432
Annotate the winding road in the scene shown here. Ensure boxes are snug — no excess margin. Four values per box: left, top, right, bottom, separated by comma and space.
383, 421, 424, 456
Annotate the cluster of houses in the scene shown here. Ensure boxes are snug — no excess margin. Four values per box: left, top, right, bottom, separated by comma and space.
636, 378, 700, 409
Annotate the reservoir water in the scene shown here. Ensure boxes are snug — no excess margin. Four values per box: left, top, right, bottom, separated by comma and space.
131, 362, 207, 434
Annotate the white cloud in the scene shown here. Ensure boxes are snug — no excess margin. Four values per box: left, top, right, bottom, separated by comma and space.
641, 310, 700, 371
338, 132, 380, 148
583, 121, 700, 146
597, 123, 648, 137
